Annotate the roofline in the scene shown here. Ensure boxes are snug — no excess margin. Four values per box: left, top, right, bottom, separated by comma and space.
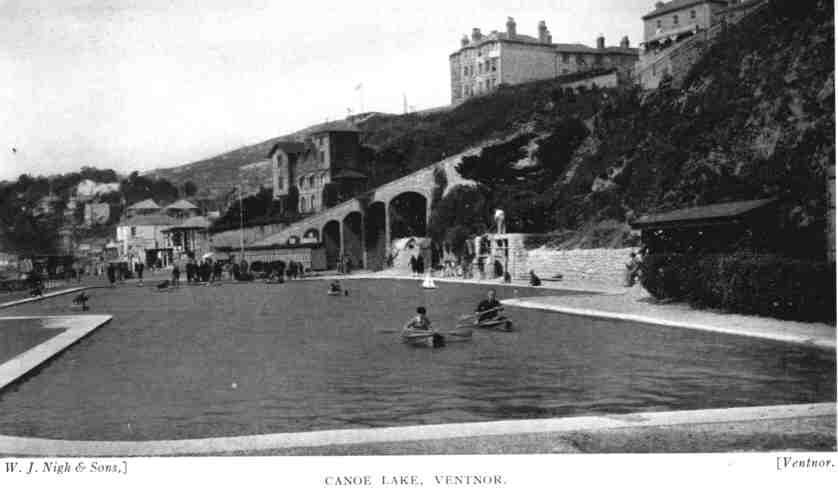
629, 198, 779, 229
641, 0, 728, 20
451, 39, 638, 57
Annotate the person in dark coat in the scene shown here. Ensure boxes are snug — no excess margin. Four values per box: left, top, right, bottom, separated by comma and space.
416, 255, 425, 275
106, 263, 116, 286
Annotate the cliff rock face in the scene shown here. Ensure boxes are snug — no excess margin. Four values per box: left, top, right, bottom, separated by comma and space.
554, 0, 833, 250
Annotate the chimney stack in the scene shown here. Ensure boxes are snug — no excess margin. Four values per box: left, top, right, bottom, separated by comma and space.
655, 2, 665, 9
461, 35, 470, 47
596, 35, 605, 49
506, 17, 517, 37
537, 20, 551, 43
471, 28, 483, 42
620, 36, 630, 48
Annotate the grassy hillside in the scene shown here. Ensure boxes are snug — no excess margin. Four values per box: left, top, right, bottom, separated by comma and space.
428, 0, 833, 255
146, 69, 616, 199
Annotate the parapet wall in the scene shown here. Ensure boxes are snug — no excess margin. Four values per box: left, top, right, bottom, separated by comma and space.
525, 246, 634, 286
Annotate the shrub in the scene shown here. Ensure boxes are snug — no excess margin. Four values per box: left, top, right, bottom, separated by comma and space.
641, 252, 836, 323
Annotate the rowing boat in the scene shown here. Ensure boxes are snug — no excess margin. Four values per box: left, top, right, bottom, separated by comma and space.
458, 317, 514, 332
401, 330, 445, 348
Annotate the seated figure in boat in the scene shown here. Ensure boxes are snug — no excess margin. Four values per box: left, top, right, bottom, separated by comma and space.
328, 280, 342, 294
475, 289, 503, 322
405, 306, 432, 331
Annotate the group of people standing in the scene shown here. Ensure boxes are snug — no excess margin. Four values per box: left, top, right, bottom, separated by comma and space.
408, 255, 425, 276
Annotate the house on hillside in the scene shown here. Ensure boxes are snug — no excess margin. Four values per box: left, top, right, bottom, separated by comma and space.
449, 17, 638, 104
117, 198, 202, 268
164, 199, 201, 219
635, 0, 764, 89
125, 198, 162, 217
116, 211, 179, 268
84, 202, 111, 226
268, 122, 369, 215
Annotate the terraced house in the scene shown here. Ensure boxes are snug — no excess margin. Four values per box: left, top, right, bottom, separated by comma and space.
449, 17, 638, 104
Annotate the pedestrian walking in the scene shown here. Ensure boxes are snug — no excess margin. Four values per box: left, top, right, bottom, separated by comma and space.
136, 261, 144, 286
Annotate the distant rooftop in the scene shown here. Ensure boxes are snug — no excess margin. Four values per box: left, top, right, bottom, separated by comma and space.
165, 199, 199, 210
118, 213, 180, 227
126, 198, 161, 210
642, 0, 729, 20
631, 198, 777, 229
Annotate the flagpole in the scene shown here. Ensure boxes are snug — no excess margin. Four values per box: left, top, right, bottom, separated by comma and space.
238, 184, 245, 261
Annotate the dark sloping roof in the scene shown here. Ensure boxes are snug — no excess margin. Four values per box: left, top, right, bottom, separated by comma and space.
118, 213, 181, 227
331, 169, 367, 180
554, 43, 639, 55
165, 199, 199, 210
266, 141, 306, 158
163, 216, 212, 231
642, 0, 728, 20
126, 198, 161, 210
631, 198, 777, 228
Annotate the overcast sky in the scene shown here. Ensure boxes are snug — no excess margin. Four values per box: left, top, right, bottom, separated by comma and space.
0, 0, 651, 181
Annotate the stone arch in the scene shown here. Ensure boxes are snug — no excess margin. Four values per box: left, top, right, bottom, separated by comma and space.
389, 191, 429, 239
342, 211, 364, 270
322, 220, 341, 270
365, 201, 387, 271
303, 228, 320, 243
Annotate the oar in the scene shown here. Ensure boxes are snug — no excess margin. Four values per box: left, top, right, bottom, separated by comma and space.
458, 306, 504, 321
442, 327, 473, 338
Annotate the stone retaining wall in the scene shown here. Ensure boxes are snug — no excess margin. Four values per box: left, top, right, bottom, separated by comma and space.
525, 247, 634, 286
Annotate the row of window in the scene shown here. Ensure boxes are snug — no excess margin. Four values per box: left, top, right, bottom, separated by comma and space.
656, 9, 697, 29
463, 57, 498, 77
460, 77, 498, 98
299, 195, 320, 213
298, 173, 328, 190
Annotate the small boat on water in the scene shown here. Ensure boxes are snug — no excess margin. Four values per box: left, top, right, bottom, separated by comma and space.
458, 317, 514, 332
327, 290, 342, 296
421, 273, 437, 290
400, 326, 473, 348
401, 330, 445, 348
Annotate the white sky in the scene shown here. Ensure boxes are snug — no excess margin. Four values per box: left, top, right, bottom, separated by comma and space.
0, 0, 651, 181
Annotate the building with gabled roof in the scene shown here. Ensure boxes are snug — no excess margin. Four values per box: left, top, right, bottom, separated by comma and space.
449, 17, 638, 104
268, 123, 368, 216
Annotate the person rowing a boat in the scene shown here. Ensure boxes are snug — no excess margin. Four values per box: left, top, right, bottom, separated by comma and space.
404, 306, 432, 332
475, 289, 503, 322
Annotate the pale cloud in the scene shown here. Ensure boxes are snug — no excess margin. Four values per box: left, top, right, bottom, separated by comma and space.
0, 0, 649, 181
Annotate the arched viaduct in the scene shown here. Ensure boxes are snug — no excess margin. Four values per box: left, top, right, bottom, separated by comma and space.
249, 159, 472, 270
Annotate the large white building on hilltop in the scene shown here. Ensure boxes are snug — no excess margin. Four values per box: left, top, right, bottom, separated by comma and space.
449, 17, 638, 104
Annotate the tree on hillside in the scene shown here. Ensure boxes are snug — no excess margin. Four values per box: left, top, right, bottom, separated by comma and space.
184, 181, 198, 197
428, 185, 492, 255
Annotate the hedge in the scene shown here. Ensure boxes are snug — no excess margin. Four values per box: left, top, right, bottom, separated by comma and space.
641, 252, 836, 323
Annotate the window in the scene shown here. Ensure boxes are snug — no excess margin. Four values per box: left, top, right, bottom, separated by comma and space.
319, 151, 325, 163
309, 176, 315, 188
673, 14, 679, 24
656, 19, 662, 28
576, 54, 585, 65
690, 9, 696, 19
299, 177, 305, 189
130, 226, 136, 237
562, 53, 570, 63
492, 59, 498, 72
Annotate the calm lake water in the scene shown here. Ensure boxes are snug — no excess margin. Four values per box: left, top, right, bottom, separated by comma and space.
0, 279, 834, 440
